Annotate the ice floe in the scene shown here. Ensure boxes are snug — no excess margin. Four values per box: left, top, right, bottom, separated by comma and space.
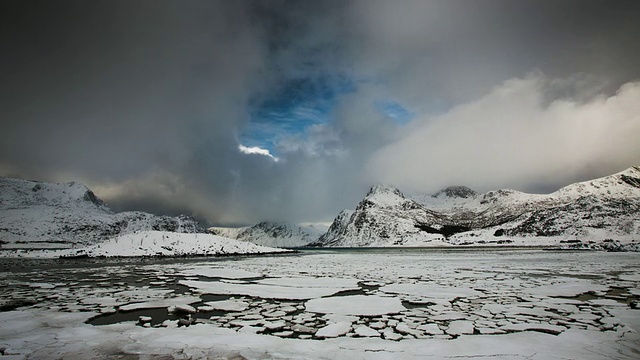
305, 295, 405, 316
203, 299, 250, 312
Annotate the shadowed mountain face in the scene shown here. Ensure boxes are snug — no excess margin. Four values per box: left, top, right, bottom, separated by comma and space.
432, 186, 477, 199
312, 167, 640, 247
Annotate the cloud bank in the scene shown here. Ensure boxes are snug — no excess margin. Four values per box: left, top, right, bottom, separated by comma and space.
367, 75, 640, 194
1, 1, 639, 225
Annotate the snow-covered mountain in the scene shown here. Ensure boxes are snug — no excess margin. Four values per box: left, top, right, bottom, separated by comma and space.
0, 177, 204, 249
312, 166, 640, 247
209, 222, 328, 248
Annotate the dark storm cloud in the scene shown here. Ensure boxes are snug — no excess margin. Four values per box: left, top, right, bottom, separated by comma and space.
1, 1, 640, 225
1, 0, 263, 178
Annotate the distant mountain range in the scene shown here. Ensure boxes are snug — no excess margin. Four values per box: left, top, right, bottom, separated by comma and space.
209, 222, 328, 248
311, 166, 640, 249
1, 166, 639, 252
0, 177, 203, 250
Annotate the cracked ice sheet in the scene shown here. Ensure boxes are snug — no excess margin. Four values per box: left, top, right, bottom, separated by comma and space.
179, 279, 358, 300
3, 308, 640, 360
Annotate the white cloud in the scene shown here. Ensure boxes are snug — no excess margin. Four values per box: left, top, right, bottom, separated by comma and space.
238, 144, 279, 161
366, 74, 640, 194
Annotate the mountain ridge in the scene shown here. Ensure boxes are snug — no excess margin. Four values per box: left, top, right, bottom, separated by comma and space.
312, 166, 640, 248
2, 166, 639, 251
0, 176, 204, 249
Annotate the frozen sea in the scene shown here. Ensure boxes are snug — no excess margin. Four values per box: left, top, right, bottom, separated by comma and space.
1, 248, 640, 359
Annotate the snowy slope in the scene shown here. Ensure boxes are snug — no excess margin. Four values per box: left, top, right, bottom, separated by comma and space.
210, 222, 328, 248
2, 231, 291, 258
0, 177, 204, 249
316, 166, 640, 247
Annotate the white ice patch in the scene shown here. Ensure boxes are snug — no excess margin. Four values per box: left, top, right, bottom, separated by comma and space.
445, 320, 475, 335
203, 300, 250, 312
179, 280, 354, 300
380, 283, 483, 301
305, 295, 405, 316
315, 322, 352, 338
55, 231, 291, 258
354, 325, 380, 337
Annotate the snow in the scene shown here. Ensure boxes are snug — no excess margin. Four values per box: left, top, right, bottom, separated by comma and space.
417, 323, 444, 335
354, 325, 380, 337
203, 300, 250, 312
305, 295, 405, 316
315, 322, 352, 338
2, 231, 292, 258
0, 176, 203, 250
317, 166, 640, 248
364, 185, 410, 208
446, 320, 475, 335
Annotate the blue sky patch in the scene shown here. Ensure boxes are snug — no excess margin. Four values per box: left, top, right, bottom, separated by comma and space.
241, 75, 355, 153
375, 100, 415, 125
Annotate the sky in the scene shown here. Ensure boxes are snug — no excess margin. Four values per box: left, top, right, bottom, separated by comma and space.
1, 0, 640, 226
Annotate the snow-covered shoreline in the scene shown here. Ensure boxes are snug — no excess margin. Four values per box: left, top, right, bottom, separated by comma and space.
0, 231, 293, 259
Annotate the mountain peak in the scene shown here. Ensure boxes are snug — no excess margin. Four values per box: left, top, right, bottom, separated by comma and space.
366, 184, 405, 198
432, 186, 477, 199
